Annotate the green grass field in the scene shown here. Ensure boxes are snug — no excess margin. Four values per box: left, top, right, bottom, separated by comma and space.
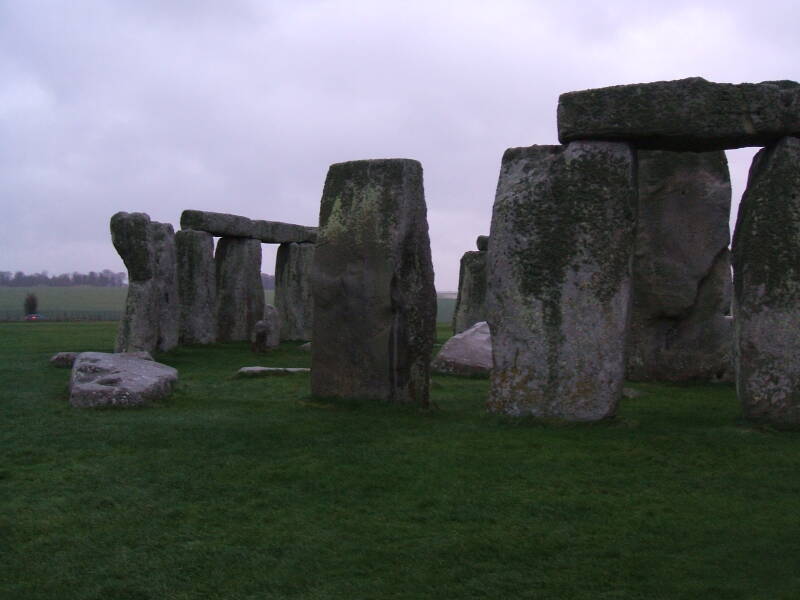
0, 287, 457, 324
2, 321, 800, 599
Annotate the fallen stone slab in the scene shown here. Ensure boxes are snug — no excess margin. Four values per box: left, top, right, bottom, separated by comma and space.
237, 366, 310, 377
69, 352, 177, 408
50, 352, 80, 368
732, 136, 800, 425
180, 210, 317, 243
431, 321, 492, 376
558, 77, 800, 151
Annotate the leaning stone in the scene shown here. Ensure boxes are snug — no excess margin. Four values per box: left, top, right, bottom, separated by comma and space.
69, 352, 178, 408
110, 212, 153, 281
558, 77, 800, 151
476, 235, 489, 251
50, 352, 79, 368
311, 158, 437, 405
431, 321, 492, 376
732, 136, 800, 425
150, 222, 180, 352
626, 150, 734, 382
275, 242, 315, 340
487, 141, 636, 420
215, 237, 264, 342
251, 306, 281, 352
181, 209, 317, 243
452, 250, 487, 334
237, 366, 310, 377
176, 229, 217, 344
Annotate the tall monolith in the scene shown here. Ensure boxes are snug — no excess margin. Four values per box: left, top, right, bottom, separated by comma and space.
150, 222, 180, 352
452, 250, 487, 334
176, 229, 217, 344
311, 158, 437, 405
111, 212, 159, 353
732, 136, 800, 425
626, 150, 733, 382
215, 237, 264, 342
487, 142, 636, 420
274, 242, 315, 341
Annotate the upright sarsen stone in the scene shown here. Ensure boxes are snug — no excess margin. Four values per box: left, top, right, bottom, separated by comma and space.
452, 250, 487, 334
627, 150, 733, 382
176, 229, 217, 344
487, 142, 636, 420
215, 237, 264, 342
311, 159, 436, 405
150, 222, 180, 352
112, 213, 181, 353
732, 136, 800, 425
274, 242, 315, 341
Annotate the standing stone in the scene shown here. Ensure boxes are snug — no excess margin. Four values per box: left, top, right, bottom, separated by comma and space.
311, 158, 437, 405
452, 250, 487, 334
252, 305, 281, 352
111, 212, 159, 353
626, 150, 734, 382
176, 229, 217, 344
732, 136, 800, 425
558, 78, 800, 151
487, 142, 636, 420
476, 235, 489, 251
150, 222, 180, 352
274, 242, 315, 341
215, 237, 264, 342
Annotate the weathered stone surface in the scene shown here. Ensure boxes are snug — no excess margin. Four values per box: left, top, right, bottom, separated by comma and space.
275, 242, 315, 340
476, 235, 489, 251
150, 222, 180, 352
251, 306, 281, 352
181, 210, 317, 243
311, 158, 437, 405
452, 251, 487, 334
431, 321, 492, 376
487, 142, 636, 420
237, 366, 310, 377
626, 150, 734, 382
176, 229, 217, 344
69, 352, 178, 408
732, 136, 800, 425
50, 352, 79, 368
111, 212, 180, 353
215, 237, 264, 342
558, 78, 800, 151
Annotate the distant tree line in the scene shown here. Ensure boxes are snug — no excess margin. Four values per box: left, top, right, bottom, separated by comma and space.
0, 270, 127, 287
1, 270, 277, 289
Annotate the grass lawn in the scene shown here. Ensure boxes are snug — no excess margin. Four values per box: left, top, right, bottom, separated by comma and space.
2, 322, 800, 599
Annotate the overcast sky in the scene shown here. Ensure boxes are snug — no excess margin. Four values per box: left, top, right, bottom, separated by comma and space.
1, 0, 798, 289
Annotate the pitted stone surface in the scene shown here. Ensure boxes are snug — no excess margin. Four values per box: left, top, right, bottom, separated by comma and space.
252, 306, 281, 352
181, 210, 317, 243
431, 321, 492, 376
275, 242, 315, 341
732, 136, 800, 425
176, 229, 217, 344
69, 352, 177, 408
627, 150, 734, 382
558, 78, 800, 151
215, 237, 264, 342
452, 250, 487, 334
487, 142, 636, 420
311, 158, 436, 406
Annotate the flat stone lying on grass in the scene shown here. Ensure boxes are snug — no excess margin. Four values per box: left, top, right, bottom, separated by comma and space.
69, 352, 177, 408
237, 367, 311, 377
431, 321, 492, 377
558, 77, 800, 151
50, 352, 80, 368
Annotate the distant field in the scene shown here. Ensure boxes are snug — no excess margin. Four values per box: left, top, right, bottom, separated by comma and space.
0, 286, 457, 323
